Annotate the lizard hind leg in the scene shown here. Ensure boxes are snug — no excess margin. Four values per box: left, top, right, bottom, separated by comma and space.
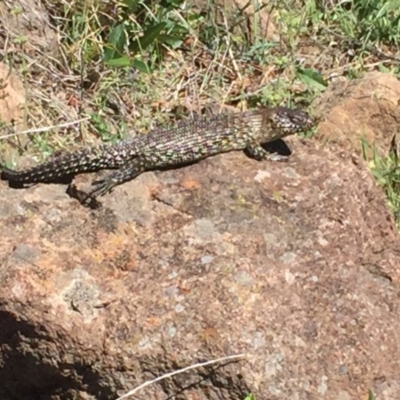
88, 157, 146, 199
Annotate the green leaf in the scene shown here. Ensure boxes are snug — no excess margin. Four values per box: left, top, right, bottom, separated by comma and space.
104, 56, 151, 74
131, 22, 167, 53
122, 0, 140, 12
368, 389, 376, 400
105, 56, 131, 67
297, 68, 328, 91
376, 1, 400, 18
157, 34, 183, 48
104, 23, 127, 62
131, 59, 151, 74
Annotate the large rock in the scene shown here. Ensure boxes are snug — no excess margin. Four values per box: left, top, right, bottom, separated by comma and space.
313, 71, 400, 156
0, 62, 25, 128
0, 0, 58, 52
1, 135, 400, 399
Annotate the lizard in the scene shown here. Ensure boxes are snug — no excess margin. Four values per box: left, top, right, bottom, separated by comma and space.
0, 106, 314, 207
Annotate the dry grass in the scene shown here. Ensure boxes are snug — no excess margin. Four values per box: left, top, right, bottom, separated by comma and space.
0, 0, 313, 162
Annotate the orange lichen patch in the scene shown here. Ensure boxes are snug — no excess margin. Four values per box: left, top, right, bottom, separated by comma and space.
181, 178, 200, 189
200, 327, 220, 344
145, 317, 161, 327
148, 184, 162, 198
178, 285, 192, 295
74, 230, 139, 272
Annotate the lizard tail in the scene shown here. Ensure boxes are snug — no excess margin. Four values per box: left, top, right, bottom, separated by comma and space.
1, 145, 133, 184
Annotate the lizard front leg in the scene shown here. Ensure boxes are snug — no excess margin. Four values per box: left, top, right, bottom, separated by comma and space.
245, 142, 290, 162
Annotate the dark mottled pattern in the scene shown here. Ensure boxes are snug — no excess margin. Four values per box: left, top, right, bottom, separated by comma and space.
1, 107, 313, 201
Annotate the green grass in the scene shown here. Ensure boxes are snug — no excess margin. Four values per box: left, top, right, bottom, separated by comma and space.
1, 0, 400, 226
364, 135, 400, 229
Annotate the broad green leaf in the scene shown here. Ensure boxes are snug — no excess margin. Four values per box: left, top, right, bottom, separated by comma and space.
122, 0, 140, 12
105, 56, 151, 74
105, 56, 131, 67
157, 34, 183, 48
297, 68, 327, 91
104, 24, 127, 62
131, 59, 151, 74
131, 22, 167, 53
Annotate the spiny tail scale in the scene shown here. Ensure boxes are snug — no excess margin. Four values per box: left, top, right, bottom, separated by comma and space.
0, 143, 138, 184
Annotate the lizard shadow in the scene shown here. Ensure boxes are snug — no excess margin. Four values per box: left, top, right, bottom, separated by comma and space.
262, 139, 292, 156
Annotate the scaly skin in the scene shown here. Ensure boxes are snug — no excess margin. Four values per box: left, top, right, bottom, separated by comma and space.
1, 106, 314, 206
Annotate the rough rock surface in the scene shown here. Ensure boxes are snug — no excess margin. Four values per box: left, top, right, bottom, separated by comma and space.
1, 136, 400, 400
0, 0, 58, 52
0, 62, 25, 127
313, 71, 400, 156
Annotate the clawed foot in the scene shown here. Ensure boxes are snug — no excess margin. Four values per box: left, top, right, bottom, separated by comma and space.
66, 184, 101, 209
66, 178, 117, 209
89, 178, 117, 198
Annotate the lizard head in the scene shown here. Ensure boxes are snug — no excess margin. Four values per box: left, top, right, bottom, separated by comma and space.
270, 107, 314, 135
